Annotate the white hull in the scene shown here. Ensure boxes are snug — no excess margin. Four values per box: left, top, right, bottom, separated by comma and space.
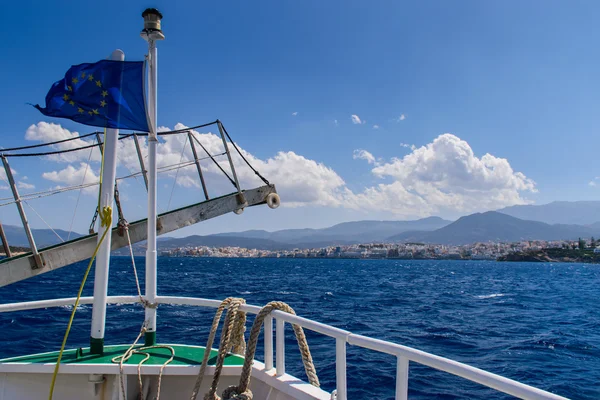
0, 363, 329, 400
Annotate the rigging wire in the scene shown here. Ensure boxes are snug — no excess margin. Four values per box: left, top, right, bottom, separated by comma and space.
166, 135, 189, 211
0, 131, 100, 152
0, 156, 224, 208
189, 131, 237, 187
23, 200, 65, 244
67, 146, 94, 240
0, 121, 218, 157
219, 121, 271, 186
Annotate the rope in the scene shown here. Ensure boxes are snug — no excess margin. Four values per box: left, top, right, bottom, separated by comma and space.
124, 225, 157, 309
48, 135, 111, 400
47, 206, 112, 400
111, 324, 175, 400
190, 298, 247, 400
190, 300, 318, 400
109, 220, 161, 400
221, 301, 319, 400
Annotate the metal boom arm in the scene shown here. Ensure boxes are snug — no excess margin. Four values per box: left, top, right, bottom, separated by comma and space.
0, 185, 277, 287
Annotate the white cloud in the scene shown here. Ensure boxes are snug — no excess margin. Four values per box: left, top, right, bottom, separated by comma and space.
0, 186, 8, 190
24, 122, 534, 218
397, 114, 406, 121
17, 181, 35, 190
292, 112, 298, 116
353, 149, 377, 165
400, 143, 416, 151
42, 163, 99, 194
360, 134, 536, 215
589, 177, 599, 187
334, 120, 339, 126
373, 125, 380, 129
351, 115, 362, 124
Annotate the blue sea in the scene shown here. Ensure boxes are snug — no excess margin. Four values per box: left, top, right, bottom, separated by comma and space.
1, 257, 599, 399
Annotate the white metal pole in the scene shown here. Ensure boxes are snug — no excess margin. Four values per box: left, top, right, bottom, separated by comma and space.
144, 37, 158, 345
90, 49, 124, 355
396, 356, 409, 400
276, 318, 285, 376
336, 337, 348, 400
264, 315, 274, 370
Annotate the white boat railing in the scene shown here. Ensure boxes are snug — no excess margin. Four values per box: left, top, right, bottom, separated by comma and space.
0, 296, 568, 400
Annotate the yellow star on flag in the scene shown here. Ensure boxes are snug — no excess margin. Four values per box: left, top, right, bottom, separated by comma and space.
81, 72, 86, 79
92, 109, 99, 115
67, 86, 72, 92
96, 80, 102, 87
69, 100, 75, 106
100, 100, 107, 107
88, 111, 93, 115
78, 107, 84, 113
101, 90, 108, 97
88, 74, 94, 81
72, 77, 79, 84
62, 94, 69, 101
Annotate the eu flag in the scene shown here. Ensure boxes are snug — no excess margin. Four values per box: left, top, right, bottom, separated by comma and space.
34, 60, 149, 132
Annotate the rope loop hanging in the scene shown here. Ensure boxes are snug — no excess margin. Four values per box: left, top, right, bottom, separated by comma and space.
221, 301, 319, 400
190, 297, 247, 400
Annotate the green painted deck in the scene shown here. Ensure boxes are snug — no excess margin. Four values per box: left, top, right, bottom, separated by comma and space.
0, 344, 244, 366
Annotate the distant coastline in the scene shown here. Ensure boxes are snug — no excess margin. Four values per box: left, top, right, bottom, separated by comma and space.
157, 243, 600, 264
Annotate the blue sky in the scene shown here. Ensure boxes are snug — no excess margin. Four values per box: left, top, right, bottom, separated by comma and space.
0, 1, 599, 236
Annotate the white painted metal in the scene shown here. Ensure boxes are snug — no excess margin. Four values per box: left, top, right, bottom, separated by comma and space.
216, 121, 245, 206
0, 296, 569, 400
1, 157, 42, 269
335, 338, 347, 400
395, 356, 409, 400
90, 50, 124, 348
144, 36, 159, 339
188, 131, 209, 200
276, 318, 285, 376
347, 334, 567, 400
133, 134, 149, 190
264, 315, 274, 370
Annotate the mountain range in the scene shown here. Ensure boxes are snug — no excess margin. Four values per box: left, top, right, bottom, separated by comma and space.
2, 201, 599, 251
498, 201, 600, 225
213, 217, 451, 246
388, 211, 600, 245
0, 225, 82, 248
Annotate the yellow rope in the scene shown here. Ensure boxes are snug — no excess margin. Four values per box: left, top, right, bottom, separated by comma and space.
47, 207, 112, 399
48, 131, 111, 400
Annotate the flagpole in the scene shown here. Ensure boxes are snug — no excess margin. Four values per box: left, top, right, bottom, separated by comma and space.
141, 8, 164, 346
90, 49, 125, 355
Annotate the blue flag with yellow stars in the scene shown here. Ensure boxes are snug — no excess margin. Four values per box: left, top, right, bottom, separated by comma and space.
34, 60, 149, 132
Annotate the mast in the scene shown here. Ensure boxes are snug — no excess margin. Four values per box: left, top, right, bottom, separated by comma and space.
141, 8, 164, 346
89, 49, 124, 355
